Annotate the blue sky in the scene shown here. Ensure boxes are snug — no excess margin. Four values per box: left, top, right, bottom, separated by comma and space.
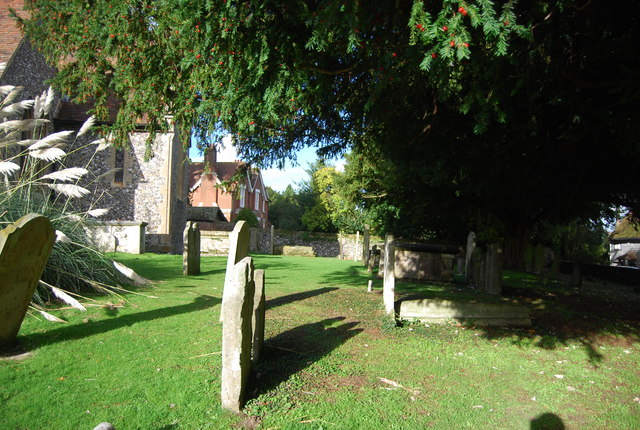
189, 135, 344, 192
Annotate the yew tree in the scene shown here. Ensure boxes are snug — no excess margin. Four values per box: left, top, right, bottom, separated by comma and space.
17, 0, 525, 159
17, 1, 640, 266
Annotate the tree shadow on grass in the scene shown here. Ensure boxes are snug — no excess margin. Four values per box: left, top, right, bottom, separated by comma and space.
18, 295, 219, 351
394, 278, 640, 365
266, 287, 338, 310
247, 317, 363, 401
319, 265, 370, 288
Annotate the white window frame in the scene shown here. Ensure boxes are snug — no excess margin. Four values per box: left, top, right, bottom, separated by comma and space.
255, 189, 260, 211
239, 185, 246, 208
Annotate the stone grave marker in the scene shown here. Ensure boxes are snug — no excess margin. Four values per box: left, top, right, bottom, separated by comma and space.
182, 221, 201, 276
221, 256, 255, 412
252, 269, 265, 364
383, 234, 395, 315
0, 214, 55, 348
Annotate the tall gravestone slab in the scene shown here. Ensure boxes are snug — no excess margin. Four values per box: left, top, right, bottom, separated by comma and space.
465, 232, 476, 276
182, 221, 201, 276
383, 234, 396, 315
0, 214, 55, 347
221, 221, 250, 321
367, 245, 378, 273
221, 256, 255, 412
252, 269, 265, 364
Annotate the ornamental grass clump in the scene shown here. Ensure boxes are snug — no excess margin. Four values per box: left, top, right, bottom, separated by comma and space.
0, 84, 135, 313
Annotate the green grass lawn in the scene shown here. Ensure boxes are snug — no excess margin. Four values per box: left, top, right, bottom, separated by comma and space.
1, 254, 638, 429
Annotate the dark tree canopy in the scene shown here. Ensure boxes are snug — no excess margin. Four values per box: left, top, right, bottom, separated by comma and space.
17, 1, 640, 256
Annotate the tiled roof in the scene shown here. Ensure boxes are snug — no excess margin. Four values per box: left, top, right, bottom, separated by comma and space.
0, 0, 27, 66
216, 161, 243, 182
610, 216, 640, 241
188, 160, 244, 190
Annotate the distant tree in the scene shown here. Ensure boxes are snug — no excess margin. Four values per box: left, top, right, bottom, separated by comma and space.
267, 186, 304, 231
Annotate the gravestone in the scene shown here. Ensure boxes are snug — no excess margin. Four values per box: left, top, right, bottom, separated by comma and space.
468, 244, 503, 295
355, 231, 360, 261
252, 269, 265, 364
465, 232, 476, 276
363, 224, 370, 266
383, 234, 395, 315
0, 214, 55, 348
221, 221, 250, 321
182, 221, 201, 276
221, 256, 255, 412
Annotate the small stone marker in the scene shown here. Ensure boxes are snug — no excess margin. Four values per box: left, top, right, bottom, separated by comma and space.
367, 280, 373, 292
93, 423, 116, 430
0, 214, 55, 348
383, 234, 396, 315
465, 231, 476, 276
182, 221, 201, 276
252, 269, 265, 364
221, 256, 255, 412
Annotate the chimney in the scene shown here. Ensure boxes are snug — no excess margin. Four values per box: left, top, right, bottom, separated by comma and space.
203, 145, 217, 174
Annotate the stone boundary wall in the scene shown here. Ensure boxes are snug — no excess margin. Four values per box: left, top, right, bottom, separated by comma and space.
200, 227, 380, 259
85, 221, 147, 254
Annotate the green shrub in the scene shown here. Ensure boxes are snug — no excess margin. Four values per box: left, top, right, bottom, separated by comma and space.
236, 207, 259, 227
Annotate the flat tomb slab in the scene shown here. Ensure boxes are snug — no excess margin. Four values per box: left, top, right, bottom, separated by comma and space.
275, 245, 315, 257
398, 298, 531, 327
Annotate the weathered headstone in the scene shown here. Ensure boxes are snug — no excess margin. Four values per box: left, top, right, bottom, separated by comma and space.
468, 244, 503, 295
221, 256, 255, 412
221, 221, 250, 321
465, 231, 476, 276
363, 224, 370, 266
383, 234, 395, 315
251, 269, 265, 364
182, 221, 201, 276
0, 214, 55, 348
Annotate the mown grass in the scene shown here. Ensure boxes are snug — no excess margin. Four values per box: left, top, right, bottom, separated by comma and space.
1, 254, 638, 429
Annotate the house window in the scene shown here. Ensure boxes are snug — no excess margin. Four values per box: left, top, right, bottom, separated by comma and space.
239, 185, 246, 208
255, 190, 260, 211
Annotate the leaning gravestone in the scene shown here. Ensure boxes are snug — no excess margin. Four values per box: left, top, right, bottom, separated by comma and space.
0, 214, 55, 348
363, 224, 370, 266
252, 269, 265, 364
221, 221, 250, 321
221, 256, 255, 412
182, 221, 201, 276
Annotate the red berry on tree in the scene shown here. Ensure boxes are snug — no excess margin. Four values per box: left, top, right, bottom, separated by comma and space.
458, 7, 468, 16
442, 25, 448, 32
449, 40, 455, 47
431, 52, 437, 59
196, 54, 201, 58
392, 52, 397, 57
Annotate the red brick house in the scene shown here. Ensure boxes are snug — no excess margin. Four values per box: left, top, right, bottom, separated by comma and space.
188, 149, 270, 228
